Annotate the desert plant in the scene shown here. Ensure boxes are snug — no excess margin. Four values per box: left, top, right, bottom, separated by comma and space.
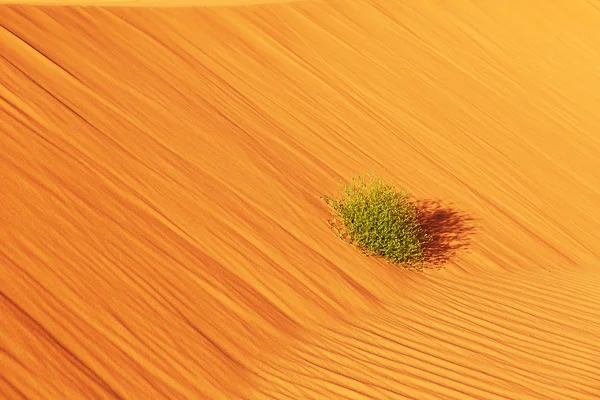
325, 174, 429, 265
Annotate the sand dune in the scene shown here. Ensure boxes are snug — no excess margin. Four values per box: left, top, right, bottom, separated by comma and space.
2, 0, 600, 398
0, 0, 293, 6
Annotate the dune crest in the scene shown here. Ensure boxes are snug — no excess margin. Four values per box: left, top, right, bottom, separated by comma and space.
2, 1, 600, 398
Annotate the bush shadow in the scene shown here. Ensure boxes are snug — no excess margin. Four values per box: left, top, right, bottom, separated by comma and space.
416, 199, 476, 268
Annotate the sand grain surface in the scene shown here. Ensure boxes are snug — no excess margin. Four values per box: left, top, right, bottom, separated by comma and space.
2, 1, 600, 399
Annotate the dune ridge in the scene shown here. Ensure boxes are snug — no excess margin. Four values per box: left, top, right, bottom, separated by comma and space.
2, 1, 600, 398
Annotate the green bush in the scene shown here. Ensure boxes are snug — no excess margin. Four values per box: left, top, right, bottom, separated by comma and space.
325, 175, 429, 265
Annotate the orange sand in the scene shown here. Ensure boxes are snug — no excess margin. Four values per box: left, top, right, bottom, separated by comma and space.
2, 1, 600, 399
0, 0, 294, 6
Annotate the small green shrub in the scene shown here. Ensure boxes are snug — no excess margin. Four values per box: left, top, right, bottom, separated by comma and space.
325, 175, 428, 265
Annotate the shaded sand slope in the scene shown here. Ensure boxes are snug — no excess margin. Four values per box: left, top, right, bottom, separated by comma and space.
2, 1, 600, 398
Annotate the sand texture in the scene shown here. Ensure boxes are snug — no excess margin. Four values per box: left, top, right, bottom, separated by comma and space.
2, 1, 600, 398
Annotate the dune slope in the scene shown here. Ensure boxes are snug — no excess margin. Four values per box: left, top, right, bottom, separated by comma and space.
2, 1, 600, 399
